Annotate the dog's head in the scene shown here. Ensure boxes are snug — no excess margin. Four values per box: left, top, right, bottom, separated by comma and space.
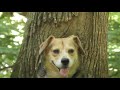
39, 35, 85, 78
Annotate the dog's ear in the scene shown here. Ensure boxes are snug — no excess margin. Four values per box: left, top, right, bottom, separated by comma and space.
72, 35, 85, 55
39, 35, 55, 55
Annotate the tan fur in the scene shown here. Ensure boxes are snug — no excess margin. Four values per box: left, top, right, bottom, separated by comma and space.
39, 35, 84, 78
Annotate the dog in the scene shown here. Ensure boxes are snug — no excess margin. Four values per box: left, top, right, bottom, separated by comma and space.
38, 35, 85, 78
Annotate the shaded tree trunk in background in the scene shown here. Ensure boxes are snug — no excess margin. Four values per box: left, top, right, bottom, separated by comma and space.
11, 12, 109, 78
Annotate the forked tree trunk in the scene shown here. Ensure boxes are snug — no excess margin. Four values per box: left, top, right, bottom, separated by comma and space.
11, 12, 108, 78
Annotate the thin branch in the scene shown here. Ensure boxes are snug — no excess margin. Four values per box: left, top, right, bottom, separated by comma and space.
0, 65, 13, 71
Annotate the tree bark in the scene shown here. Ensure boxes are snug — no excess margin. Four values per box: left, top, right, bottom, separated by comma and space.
11, 12, 109, 78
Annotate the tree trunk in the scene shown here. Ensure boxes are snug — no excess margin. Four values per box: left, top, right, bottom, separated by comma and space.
11, 12, 109, 78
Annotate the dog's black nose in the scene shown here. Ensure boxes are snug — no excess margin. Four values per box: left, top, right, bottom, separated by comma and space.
61, 58, 69, 66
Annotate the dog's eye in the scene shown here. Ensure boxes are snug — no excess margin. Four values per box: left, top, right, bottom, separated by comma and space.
68, 49, 74, 54
53, 49, 60, 54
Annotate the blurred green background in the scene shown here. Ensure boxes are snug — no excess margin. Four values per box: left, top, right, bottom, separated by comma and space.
0, 12, 119, 78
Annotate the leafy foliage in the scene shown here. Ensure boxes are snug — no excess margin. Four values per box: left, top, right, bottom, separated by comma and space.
108, 12, 120, 78
0, 12, 27, 78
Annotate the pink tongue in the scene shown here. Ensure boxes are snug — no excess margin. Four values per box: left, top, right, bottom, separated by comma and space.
60, 68, 69, 77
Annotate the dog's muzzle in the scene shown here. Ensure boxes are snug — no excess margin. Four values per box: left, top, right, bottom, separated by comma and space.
52, 58, 70, 78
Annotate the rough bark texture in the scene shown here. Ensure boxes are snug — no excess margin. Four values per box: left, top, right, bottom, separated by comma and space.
11, 12, 108, 78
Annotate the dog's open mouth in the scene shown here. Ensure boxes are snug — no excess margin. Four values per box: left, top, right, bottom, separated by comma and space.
52, 61, 69, 77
